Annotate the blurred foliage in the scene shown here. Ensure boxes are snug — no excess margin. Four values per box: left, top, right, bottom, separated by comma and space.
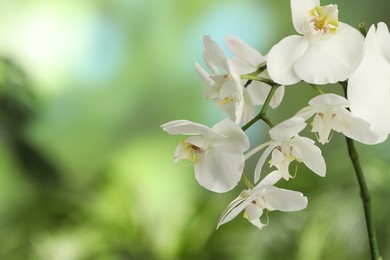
0, 0, 389, 259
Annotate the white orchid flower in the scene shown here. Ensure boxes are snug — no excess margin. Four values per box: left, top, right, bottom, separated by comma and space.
348, 22, 390, 144
161, 119, 249, 193
217, 171, 308, 229
195, 35, 285, 124
224, 35, 285, 110
267, 0, 364, 85
296, 94, 380, 145
248, 117, 326, 183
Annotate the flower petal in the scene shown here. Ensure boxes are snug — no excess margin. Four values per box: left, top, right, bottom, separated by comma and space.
241, 89, 255, 125
291, 136, 326, 177
212, 119, 250, 151
295, 106, 316, 120
225, 35, 266, 69
267, 35, 309, 85
333, 109, 380, 145
245, 81, 271, 106
195, 143, 245, 193
252, 170, 282, 193
270, 85, 285, 109
245, 203, 263, 221
203, 35, 230, 73
294, 23, 364, 84
348, 23, 390, 141
248, 218, 266, 229
216, 80, 245, 124
263, 186, 308, 211
291, 0, 319, 34
161, 120, 215, 136
308, 93, 349, 108
194, 62, 214, 87
186, 136, 206, 148
254, 141, 280, 183
217, 191, 254, 228
269, 117, 306, 141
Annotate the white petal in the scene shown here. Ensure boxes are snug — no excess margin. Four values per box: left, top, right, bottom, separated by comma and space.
217, 80, 244, 124
245, 140, 273, 161
271, 151, 294, 180
217, 193, 253, 228
204, 52, 219, 75
195, 143, 245, 193
295, 106, 316, 120
291, 0, 319, 34
173, 141, 193, 162
248, 218, 266, 229
263, 186, 308, 211
365, 22, 390, 62
203, 35, 241, 82
333, 109, 380, 145
241, 89, 256, 125
224, 35, 265, 68
271, 148, 285, 167
294, 23, 364, 84
348, 23, 390, 141
245, 203, 263, 221
161, 120, 214, 136
270, 86, 285, 109
252, 170, 283, 193
308, 93, 349, 108
203, 35, 230, 73
269, 117, 306, 141
312, 113, 330, 144
231, 57, 255, 74
186, 136, 205, 148
267, 35, 309, 85
291, 136, 326, 177
212, 119, 250, 151
194, 62, 214, 87
245, 80, 271, 105
254, 141, 280, 183
348, 66, 390, 141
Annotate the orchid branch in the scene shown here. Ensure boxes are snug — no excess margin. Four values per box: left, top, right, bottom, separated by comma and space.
342, 83, 382, 260
242, 84, 279, 131
309, 83, 325, 95
240, 74, 275, 86
239, 76, 279, 189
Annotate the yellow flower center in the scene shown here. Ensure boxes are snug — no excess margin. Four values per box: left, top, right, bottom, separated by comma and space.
218, 96, 234, 105
309, 5, 339, 34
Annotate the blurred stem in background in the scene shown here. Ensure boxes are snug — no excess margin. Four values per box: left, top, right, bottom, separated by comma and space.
0, 58, 60, 185
342, 82, 382, 260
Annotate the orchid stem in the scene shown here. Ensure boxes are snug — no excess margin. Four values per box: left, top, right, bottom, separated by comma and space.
309, 83, 324, 95
342, 83, 381, 260
242, 84, 278, 131
240, 74, 275, 86
345, 137, 381, 260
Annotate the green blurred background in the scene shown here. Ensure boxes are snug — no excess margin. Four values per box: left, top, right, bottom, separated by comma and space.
0, 0, 389, 259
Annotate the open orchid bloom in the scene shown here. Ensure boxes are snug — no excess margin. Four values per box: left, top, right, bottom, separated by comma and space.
267, 0, 364, 85
224, 35, 285, 110
161, 119, 249, 193
296, 94, 380, 144
217, 171, 308, 229
195, 35, 285, 124
348, 22, 390, 144
250, 117, 325, 183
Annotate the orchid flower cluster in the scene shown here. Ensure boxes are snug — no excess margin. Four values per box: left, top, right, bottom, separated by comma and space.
162, 0, 389, 256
